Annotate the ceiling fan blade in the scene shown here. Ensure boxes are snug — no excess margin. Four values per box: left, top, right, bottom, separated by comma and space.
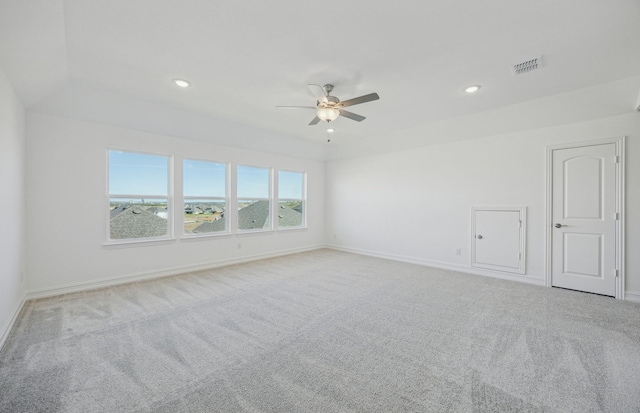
339, 109, 366, 122
308, 84, 328, 103
308, 116, 321, 126
338, 92, 380, 108
276, 106, 316, 109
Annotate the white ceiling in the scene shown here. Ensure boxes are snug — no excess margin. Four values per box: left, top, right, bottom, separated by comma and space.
1, 0, 640, 158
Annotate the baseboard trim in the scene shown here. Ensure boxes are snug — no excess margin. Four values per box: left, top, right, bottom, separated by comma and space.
0, 292, 27, 352
26, 245, 326, 300
625, 291, 640, 303
21, 243, 639, 305
328, 245, 546, 286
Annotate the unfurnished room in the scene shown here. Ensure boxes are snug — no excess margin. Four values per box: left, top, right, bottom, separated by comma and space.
1, 1, 640, 412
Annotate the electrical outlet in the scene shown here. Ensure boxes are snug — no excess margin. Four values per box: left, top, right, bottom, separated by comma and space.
237, 242, 242, 249
333, 234, 337, 240
456, 248, 462, 256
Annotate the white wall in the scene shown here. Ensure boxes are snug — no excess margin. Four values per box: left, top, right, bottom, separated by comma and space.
25, 113, 325, 294
0, 65, 26, 345
19, 86, 640, 301
326, 112, 640, 296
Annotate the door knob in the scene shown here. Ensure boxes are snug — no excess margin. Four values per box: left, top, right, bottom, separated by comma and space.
477, 235, 483, 239
555, 223, 562, 228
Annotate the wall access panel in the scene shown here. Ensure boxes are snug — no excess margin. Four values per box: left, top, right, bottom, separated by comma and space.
471, 206, 526, 274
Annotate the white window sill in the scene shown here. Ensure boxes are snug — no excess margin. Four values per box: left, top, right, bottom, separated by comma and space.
236, 229, 275, 236
276, 226, 308, 232
181, 233, 232, 242
103, 238, 176, 249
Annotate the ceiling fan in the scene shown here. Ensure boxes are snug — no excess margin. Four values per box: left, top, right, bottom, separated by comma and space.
277, 84, 380, 125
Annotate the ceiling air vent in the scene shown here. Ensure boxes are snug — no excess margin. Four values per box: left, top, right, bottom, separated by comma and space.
512, 56, 543, 75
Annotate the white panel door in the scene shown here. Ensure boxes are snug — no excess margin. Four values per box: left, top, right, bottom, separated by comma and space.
472, 207, 525, 274
551, 143, 616, 296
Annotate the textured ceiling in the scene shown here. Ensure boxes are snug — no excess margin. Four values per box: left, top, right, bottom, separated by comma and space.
1, 0, 639, 156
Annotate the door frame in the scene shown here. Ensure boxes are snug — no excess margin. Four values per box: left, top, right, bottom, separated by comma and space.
545, 137, 626, 299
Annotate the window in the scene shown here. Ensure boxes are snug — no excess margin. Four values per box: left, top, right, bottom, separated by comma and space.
183, 159, 227, 235
237, 165, 271, 231
108, 150, 170, 241
277, 170, 305, 228
107, 152, 306, 243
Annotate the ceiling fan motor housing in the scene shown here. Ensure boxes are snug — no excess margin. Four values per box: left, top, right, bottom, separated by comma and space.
321, 96, 340, 107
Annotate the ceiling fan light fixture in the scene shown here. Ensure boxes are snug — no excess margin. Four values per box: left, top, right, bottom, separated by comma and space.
317, 107, 340, 122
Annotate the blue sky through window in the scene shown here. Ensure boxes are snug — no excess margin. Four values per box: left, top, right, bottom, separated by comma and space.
184, 159, 226, 197
237, 165, 269, 198
110, 151, 303, 200
278, 170, 303, 199
109, 150, 168, 196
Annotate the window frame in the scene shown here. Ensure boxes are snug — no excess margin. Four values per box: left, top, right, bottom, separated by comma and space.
182, 157, 230, 238
236, 164, 273, 233
276, 169, 307, 230
105, 148, 174, 246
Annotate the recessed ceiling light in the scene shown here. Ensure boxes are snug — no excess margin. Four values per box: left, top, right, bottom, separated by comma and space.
173, 79, 191, 88
464, 85, 481, 93
327, 128, 335, 133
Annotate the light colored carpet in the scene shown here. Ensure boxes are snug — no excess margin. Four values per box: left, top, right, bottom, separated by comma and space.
1, 249, 639, 412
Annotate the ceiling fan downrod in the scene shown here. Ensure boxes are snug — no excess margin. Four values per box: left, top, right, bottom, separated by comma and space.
323, 84, 334, 95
